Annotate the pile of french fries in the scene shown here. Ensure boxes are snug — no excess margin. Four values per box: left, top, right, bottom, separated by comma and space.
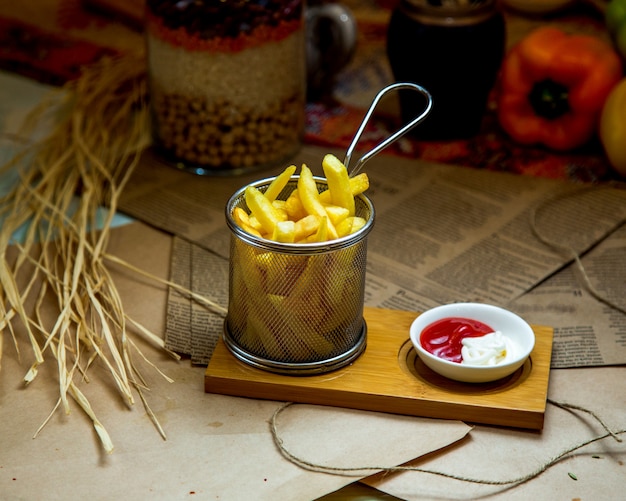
228, 241, 365, 361
226, 154, 370, 363
232, 154, 369, 243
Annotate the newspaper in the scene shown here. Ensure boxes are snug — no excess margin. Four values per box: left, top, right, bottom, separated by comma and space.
166, 237, 228, 365
511, 222, 626, 367
119, 145, 626, 368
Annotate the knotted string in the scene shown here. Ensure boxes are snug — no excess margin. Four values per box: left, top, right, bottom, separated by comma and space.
529, 184, 626, 315
269, 186, 626, 485
269, 400, 624, 486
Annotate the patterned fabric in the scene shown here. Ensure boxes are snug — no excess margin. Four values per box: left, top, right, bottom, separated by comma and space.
0, 0, 621, 182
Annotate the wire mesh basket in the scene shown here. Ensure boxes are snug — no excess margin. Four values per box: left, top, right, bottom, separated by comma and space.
224, 177, 374, 374
223, 82, 432, 375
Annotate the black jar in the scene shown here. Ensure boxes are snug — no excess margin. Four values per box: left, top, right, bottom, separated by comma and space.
386, 0, 505, 140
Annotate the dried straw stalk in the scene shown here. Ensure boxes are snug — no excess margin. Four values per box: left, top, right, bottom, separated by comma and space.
0, 53, 178, 453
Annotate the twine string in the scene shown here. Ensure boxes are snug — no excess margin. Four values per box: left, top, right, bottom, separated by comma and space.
547, 398, 622, 442
269, 401, 625, 486
529, 185, 626, 315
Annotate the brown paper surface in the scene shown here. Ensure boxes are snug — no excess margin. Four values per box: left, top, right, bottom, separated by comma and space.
365, 366, 626, 500
2, 71, 624, 500
0, 222, 472, 501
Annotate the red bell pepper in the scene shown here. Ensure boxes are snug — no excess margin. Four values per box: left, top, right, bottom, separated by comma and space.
497, 26, 624, 151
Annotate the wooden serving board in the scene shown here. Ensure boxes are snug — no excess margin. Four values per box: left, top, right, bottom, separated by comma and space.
205, 307, 553, 430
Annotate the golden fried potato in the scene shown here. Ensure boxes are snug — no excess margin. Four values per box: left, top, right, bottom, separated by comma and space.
234, 155, 368, 243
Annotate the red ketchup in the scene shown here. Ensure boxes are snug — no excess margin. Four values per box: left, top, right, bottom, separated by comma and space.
420, 317, 494, 363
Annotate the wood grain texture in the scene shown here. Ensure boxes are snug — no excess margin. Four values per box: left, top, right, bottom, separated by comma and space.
205, 307, 553, 430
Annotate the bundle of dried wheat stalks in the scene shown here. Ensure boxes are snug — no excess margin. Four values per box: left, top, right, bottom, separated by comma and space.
0, 53, 181, 453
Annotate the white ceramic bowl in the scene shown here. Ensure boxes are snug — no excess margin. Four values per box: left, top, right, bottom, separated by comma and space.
409, 303, 535, 383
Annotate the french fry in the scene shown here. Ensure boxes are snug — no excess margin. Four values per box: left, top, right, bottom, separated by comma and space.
319, 172, 369, 203
232, 207, 250, 227
230, 243, 249, 299
232, 207, 263, 237
248, 311, 288, 360
312, 216, 329, 242
285, 254, 323, 300
247, 215, 263, 232
284, 188, 308, 221
245, 185, 287, 234
271, 200, 289, 222
336, 216, 367, 237
264, 164, 296, 201
255, 252, 301, 296
322, 204, 349, 226
294, 214, 320, 241
322, 154, 355, 216
318, 295, 360, 336
242, 251, 269, 297
269, 293, 335, 357
243, 223, 263, 238
297, 164, 325, 217
272, 199, 287, 211
298, 164, 338, 239
348, 172, 370, 196
272, 220, 296, 243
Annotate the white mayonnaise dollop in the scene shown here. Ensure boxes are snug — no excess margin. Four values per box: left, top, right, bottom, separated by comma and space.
461, 331, 516, 366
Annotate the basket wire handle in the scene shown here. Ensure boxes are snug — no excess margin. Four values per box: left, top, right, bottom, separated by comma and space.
344, 82, 433, 177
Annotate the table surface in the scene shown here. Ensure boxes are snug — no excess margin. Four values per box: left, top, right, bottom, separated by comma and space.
0, 0, 622, 183
1, 218, 624, 501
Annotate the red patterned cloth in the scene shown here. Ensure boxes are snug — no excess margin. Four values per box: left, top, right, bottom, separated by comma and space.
303, 8, 622, 183
0, 0, 622, 182
304, 95, 616, 183
0, 16, 118, 85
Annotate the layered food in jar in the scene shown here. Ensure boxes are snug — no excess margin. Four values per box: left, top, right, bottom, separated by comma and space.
145, 0, 306, 173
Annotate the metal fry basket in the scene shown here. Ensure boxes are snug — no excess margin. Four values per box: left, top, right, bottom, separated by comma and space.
224, 177, 374, 375
222, 82, 432, 375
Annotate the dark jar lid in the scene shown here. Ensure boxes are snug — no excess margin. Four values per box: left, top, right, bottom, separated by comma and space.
399, 0, 500, 26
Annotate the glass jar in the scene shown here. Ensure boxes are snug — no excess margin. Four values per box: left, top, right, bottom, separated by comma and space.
386, 0, 505, 140
145, 0, 306, 175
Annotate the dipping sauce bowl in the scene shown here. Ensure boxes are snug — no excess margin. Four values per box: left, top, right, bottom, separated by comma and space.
409, 303, 535, 383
